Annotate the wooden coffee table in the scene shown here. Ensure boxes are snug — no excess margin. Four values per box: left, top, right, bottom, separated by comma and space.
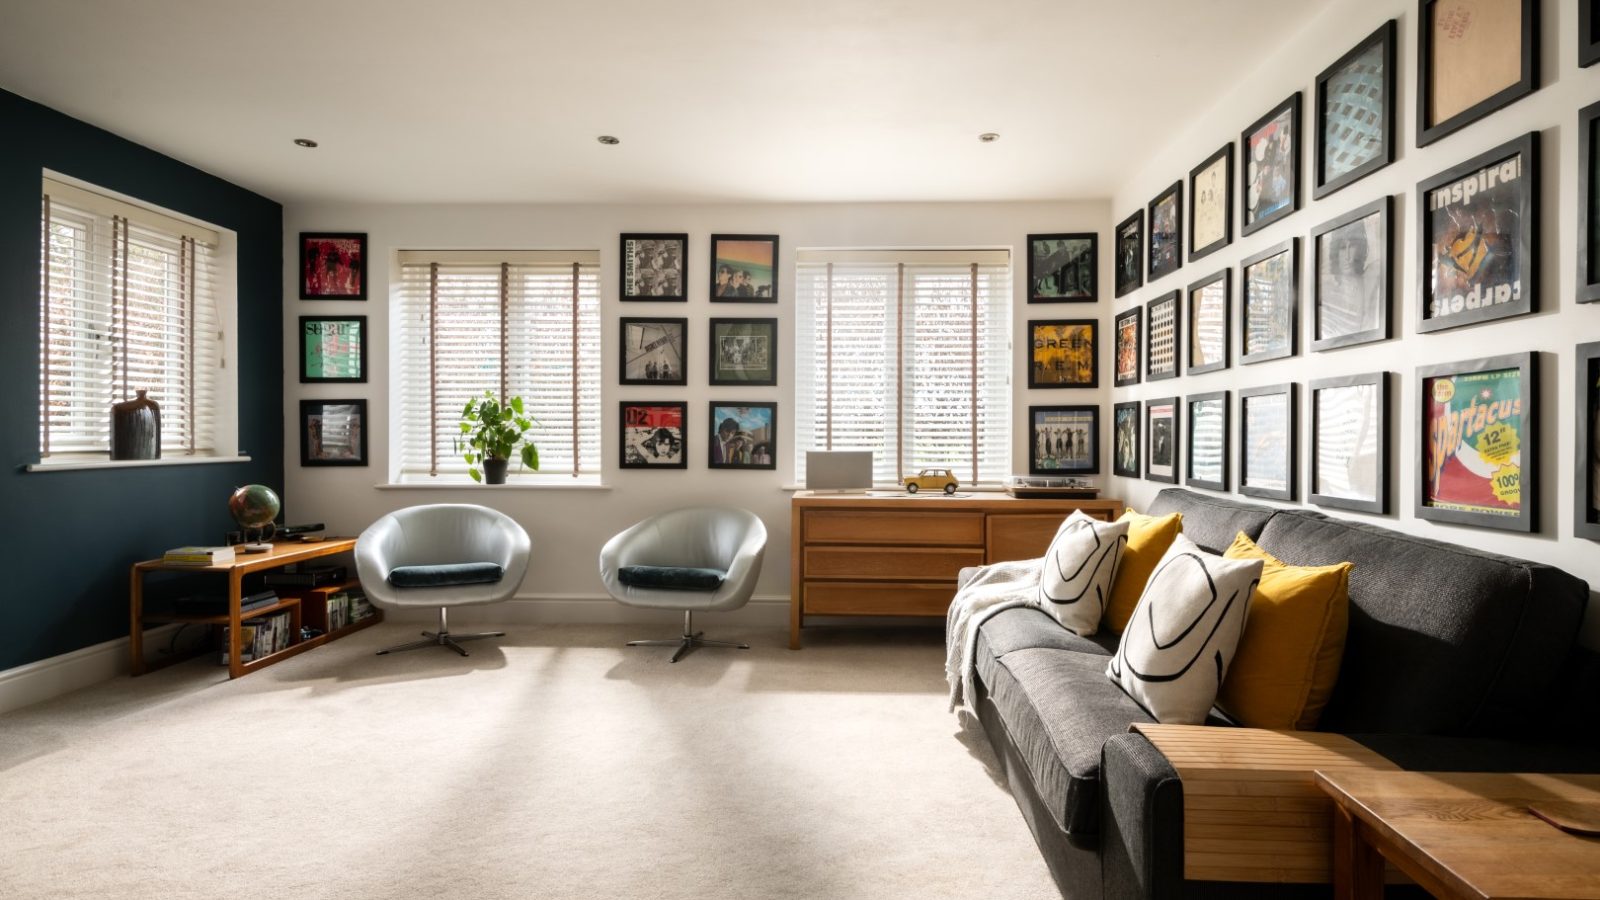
1315, 769, 1600, 899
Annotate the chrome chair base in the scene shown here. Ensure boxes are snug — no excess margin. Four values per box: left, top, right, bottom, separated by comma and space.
627, 610, 749, 663
377, 607, 503, 657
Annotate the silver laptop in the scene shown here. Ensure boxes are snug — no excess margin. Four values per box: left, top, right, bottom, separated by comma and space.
805, 450, 874, 492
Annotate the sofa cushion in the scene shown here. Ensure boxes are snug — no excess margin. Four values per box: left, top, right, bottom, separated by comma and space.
1147, 488, 1278, 554
1105, 509, 1184, 633
973, 608, 1117, 697
388, 562, 503, 588
617, 565, 726, 591
1038, 510, 1128, 635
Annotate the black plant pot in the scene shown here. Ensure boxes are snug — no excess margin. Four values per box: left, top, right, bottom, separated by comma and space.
483, 457, 509, 484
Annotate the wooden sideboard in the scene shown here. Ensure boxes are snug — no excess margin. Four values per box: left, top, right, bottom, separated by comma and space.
788, 492, 1122, 648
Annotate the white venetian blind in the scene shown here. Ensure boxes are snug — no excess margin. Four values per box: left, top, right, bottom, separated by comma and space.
794, 249, 1012, 486
39, 178, 221, 457
397, 251, 601, 481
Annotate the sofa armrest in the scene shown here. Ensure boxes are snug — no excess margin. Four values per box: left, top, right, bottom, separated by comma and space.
1101, 732, 1185, 900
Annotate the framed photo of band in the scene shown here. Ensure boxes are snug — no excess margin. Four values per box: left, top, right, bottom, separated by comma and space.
1315, 20, 1396, 199
708, 402, 777, 470
1186, 270, 1230, 376
1114, 306, 1141, 387
620, 317, 687, 386
710, 234, 778, 302
1145, 290, 1181, 382
1029, 405, 1100, 475
1240, 238, 1298, 365
1309, 372, 1388, 514
1148, 182, 1183, 282
1416, 0, 1538, 147
620, 401, 687, 469
1239, 383, 1297, 501
1416, 352, 1537, 533
708, 318, 778, 386
1189, 144, 1233, 261
1145, 397, 1180, 484
1113, 401, 1141, 479
1241, 93, 1301, 235
1114, 210, 1144, 298
1578, 341, 1600, 540
1311, 196, 1391, 352
1186, 391, 1229, 492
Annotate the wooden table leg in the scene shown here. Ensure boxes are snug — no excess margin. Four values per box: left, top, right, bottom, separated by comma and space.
788, 503, 803, 649
227, 569, 245, 679
129, 565, 145, 676
1332, 801, 1385, 900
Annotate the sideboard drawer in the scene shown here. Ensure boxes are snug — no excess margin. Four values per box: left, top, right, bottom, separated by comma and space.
987, 514, 1073, 563
803, 546, 984, 581
803, 510, 984, 546
804, 582, 954, 616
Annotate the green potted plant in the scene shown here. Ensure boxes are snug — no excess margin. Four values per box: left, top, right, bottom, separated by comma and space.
457, 391, 539, 484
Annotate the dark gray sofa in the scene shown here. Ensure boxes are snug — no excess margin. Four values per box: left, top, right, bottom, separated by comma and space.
969, 488, 1598, 899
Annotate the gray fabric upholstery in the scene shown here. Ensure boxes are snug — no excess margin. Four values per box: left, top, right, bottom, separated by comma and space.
978, 607, 1119, 660
1257, 509, 1589, 736
1100, 733, 1183, 900
1145, 488, 1278, 554
598, 507, 766, 612
355, 504, 531, 609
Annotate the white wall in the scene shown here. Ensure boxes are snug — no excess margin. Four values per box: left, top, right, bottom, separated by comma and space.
283, 200, 1110, 622
1108, 0, 1600, 644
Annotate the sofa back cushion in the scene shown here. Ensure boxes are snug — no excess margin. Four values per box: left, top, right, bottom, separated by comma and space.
1146, 489, 1277, 554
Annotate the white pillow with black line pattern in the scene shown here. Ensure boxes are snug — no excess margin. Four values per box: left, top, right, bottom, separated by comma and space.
1037, 510, 1129, 635
1106, 532, 1263, 725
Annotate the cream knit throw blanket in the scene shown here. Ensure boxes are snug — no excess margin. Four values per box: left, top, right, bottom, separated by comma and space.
944, 556, 1044, 711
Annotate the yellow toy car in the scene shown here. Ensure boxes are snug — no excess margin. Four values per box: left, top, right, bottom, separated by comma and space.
903, 468, 959, 494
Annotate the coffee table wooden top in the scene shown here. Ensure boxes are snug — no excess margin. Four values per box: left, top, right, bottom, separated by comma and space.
1314, 769, 1600, 899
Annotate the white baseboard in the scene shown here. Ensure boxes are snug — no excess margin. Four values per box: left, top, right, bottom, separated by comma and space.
0, 624, 183, 716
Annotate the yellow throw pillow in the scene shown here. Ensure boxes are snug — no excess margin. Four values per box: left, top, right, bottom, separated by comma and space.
1104, 509, 1183, 633
1219, 532, 1351, 730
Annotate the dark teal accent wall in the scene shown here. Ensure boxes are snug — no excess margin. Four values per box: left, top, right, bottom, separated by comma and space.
0, 89, 283, 672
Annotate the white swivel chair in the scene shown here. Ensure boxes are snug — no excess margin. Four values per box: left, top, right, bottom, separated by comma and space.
599, 507, 767, 662
355, 504, 531, 656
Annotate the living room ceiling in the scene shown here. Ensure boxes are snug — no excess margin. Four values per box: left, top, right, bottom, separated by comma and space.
0, 0, 1320, 205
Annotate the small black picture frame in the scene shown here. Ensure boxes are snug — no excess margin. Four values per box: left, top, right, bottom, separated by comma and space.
299, 315, 367, 384
1580, 100, 1600, 304
300, 399, 368, 467
1185, 391, 1230, 492
1311, 195, 1392, 352
1113, 306, 1142, 388
620, 401, 688, 469
1027, 233, 1098, 302
1239, 383, 1298, 501
1145, 290, 1181, 382
1416, 132, 1538, 334
1188, 144, 1233, 262
1241, 92, 1301, 235
299, 232, 367, 300
1308, 372, 1389, 514
1585, 0, 1600, 68
1417, 0, 1539, 148
620, 233, 688, 301
709, 317, 778, 386
619, 317, 688, 386
710, 234, 779, 303
1028, 319, 1099, 389
1315, 20, 1397, 200
708, 401, 777, 469
1114, 210, 1144, 298
1577, 341, 1600, 540
1113, 400, 1142, 479
1240, 238, 1299, 365
1148, 182, 1184, 282
1416, 352, 1538, 533
1186, 269, 1230, 377
1029, 405, 1100, 475
1145, 396, 1181, 484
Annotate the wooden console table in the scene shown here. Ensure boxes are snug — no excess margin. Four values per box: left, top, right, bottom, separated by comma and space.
788, 492, 1120, 649
130, 538, 381, 679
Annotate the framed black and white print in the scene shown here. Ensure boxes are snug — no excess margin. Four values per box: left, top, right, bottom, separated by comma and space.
1311, 195, 1391, 352
708, 402, 777, 469
1189, 145, 1233, 261
1145, 397, 1180, 484
1114, 307, 1141, 387
299, 316, 366, 383
710, 234, 778, 302
1577, 341, 1600, 539
1028, 233, 1097, 302
1580, 100, 1600, 304
1145, 290, 1181, 382
1315, 20, 1396, 199
709, 318, 778, 386
1114, 210, 1144, 298
1585, 0, 1600, 68
1148, 182, 1183, 282
1241, 93, 1301, 235
1240, 238, 1298, 365
620, 401, 687, 469
1030, 405, 1100, 475
1416, 132, 1537, 334
1186, 391, 1229, 492
1186, 270, 1230, 376
300, 399, 368, 467
1239, 383, 1297, 501
1113, 401, 1141, 478
1029, 320, 1098, 389
620, 317, 687, 385
1308, 372, 1388, 514
1417, 353, 1537, 533
1417, 0, 1538, 147
620, 233, 688, 301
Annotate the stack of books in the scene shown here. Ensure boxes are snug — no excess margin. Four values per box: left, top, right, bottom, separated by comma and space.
219, 610, 293, 664
163, 545, 236, 566
323, 587, 375, 631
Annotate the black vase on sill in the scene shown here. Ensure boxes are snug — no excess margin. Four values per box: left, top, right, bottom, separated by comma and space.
483, 457, 509, 485
111, 390, 161, 460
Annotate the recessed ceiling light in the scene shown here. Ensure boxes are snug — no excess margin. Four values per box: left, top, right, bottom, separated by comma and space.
293, 138, 319, 148
597, 135, 620, 145
978, 132, 1000, 143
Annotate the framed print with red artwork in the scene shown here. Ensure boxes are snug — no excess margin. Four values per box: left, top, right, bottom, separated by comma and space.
299, 232, 367, 300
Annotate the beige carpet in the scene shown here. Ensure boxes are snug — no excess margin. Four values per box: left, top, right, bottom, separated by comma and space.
0, 623, 1058, 899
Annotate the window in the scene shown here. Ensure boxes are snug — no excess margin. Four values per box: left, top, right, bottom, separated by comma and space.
39, 176, 225, 459
794, 249, 1012, 486
396, 251, 601, 482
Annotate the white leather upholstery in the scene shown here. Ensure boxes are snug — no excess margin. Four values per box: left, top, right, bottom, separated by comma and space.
355, 504, 532, 609
598, 507, 767, 612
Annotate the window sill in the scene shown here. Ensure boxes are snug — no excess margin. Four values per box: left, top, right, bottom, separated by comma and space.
26, 455, 252, 473
377, 480, 610, 491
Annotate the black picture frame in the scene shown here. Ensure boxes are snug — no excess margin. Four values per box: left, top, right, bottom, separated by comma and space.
1029, 405, 1100, 476
1241, 93, 1302, 235
1585, 0, 1600, 68
1310, 195, 1392, 352
1113, 400, 1141, 479
1417, 0, 1539, 147
1315, 20, 1397, 200
299, 315, 367, 384
1148, 182, 1184, 282
1416, 352, 1538, 533
1239, 383, 1298, 501
1114, 306, 1142, 388
709, 234, 779, 303
620, 233, 688, 301
1416, 132, 1538, 334
298, 232, 367, 300
1027, 232, 1098, 302
1185, 391, 1230, 492
1114, 210, 1144, 298
1145, 397, 1180, 484
708, 401, 777, 470
1240, 238, 1299, 365
619, 317, 687, 386
1028, 319, 1099, 389
1145, 290, 1181, 382
1308, 372, 1389, 514
1580, 100, 1600, 304
1188, 144, 1233, 261
708, 317, 778, 386
299, 399, 368, 467
1186, 269, 1230, 376
619, 401, 688, 469
1577, 341, 1600, 539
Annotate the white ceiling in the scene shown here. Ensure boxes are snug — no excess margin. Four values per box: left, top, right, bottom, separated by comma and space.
0, 0, 1321, 205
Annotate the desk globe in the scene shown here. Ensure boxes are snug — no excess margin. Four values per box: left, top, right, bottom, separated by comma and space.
229, 484, 280, 553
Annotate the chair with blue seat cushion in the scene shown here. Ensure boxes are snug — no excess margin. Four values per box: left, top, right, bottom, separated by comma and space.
355, 504, 531, 656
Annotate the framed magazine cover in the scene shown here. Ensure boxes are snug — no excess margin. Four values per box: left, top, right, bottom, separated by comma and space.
1241, 93, 1301, 235
1113, 306, 1141, 387
1416, 352, 1537, 533
1145, 397, 1180, 484
1113, 401, 1141, 479
1578, 341, 1600, 540
1239, 383, 1297, 501
1240, 238, 1298, 365
1309, 372, 1388, 514
1185, 391, 1229, 492
1188, 144, 1233, 262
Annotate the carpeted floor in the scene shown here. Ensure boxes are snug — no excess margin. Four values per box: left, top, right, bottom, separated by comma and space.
0, 623, 1058, 899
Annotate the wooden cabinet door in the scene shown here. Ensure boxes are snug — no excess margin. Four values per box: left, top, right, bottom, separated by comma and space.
985, 514, 1071, 563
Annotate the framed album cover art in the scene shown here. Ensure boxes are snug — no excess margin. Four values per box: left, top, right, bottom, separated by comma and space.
709, 318, 777, 386
1417, 352, 1537, 533
1114, 210, 1144, 298
1028, 233, 1097, 302
1186, 270, 1230, 376
1315, 20, 1396, 199
300, 399, 368, 467
1030, 405, 1099, 475
1241, 93, 1301, 235
1029, 320, 1098, 389
299, 232, 366, 300
1113, 401, 1141, 479
1145, 290, 1181, 382
620, 233, 688, 301
620, 401, 687, 469
1581, 100, 1600, 304
299, 316, 367, 383
710, 234, 778, 302
1186, 391, 1229, 492
1309, 372, 1388, 514
1311, 196, 1391, 351
1239, 383, 1297, 501
709, 402, 777, 469
1145, 397, 1180, 484
1417, 0, 1538, 147
1189, 145, 1233, 261
620, 317, 687, 385
1114, 307, 1141, 388
1240, 238, 1298, 365
1148, 182, 1183, 282
1578, 341, 1600, 539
